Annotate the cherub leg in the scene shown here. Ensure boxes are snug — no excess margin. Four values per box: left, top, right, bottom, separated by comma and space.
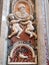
25, 28, 33, 38
8, 30, 17, 38
32, 32, 37, 39
16, 28, 23, 38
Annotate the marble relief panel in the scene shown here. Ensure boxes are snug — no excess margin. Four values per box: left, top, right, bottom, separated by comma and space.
7, 0, 38, 65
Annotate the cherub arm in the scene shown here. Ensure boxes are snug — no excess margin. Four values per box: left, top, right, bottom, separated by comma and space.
20, 21, 29, 25
27, 15, 34, 20
10, 19, 21, 24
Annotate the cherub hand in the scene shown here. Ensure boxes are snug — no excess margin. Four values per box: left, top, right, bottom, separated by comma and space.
10, 20, 14, 23
27, 15, 34, 20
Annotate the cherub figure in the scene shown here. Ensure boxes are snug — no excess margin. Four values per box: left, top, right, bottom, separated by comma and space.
21, 15, 37, 38
7, 14, 23, 39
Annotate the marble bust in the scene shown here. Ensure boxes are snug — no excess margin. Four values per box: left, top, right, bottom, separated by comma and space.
15, 4, 29, 19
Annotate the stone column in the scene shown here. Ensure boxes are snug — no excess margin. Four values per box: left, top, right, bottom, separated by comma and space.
44, 0, 49, 60
36, 0, 48, 65
0, 0, 10, 65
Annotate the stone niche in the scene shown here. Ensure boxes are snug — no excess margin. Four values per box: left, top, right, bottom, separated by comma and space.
0, 0, 48, 65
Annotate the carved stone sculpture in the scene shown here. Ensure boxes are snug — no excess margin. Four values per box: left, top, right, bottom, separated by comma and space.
7, 14, 23, 38
7, 0, 38, 64
7, 3, 37, 39
15, 4, 29, 19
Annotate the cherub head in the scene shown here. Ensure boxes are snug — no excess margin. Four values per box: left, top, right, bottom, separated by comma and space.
7, 13, 15, 21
